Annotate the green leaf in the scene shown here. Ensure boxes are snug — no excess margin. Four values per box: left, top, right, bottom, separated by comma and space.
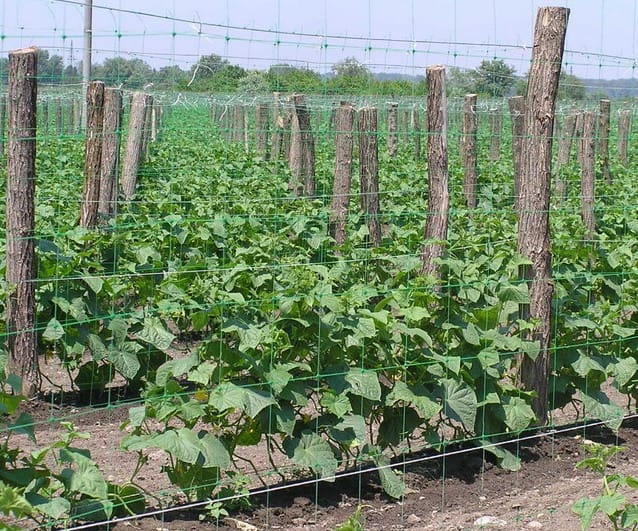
572, 497, 599, 530
242, 388, 277, 418
320, 391, 353, 418
497, 283, 529, 304
8, 413, 35, 442
356, 317, 376, 338
27, 493, 69, 519
386, 381, 440, 420
578, 390, 625, 432
135, 246, 161, 265
439, 378, 477, 432
128, 406, 146, 427
480, 442, 521, 471
462, 323, 481, 346
621, 505, 638, 527
155, 352, 198, 386
378, 407, 423, 448
613, 357, 638, 388
42, 318, 64, 342
208, 382, 276, 418
83, 275, 104, 294
501, 396, 535, 432
571, 354, 606, 378
371, 451, 404, 499
0, 483, 33, 518
108, 348, 141, 380
329, 415, 366, 447
598, 493, 626, 516
284, 431, 337, 480
345, 369, 381, 401
59, 460, 108, 499
71, 498, 114, 522
136, 317, 175, 351
187, 361, 216, 386
477, 349, 500, 369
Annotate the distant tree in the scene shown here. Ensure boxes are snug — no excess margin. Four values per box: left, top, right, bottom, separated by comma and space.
266, 64, 322, 93
327, 57, 371, 94
516, 71, 586, 100
93, 57, 153, 88
470, 59, 516, 97
37, 50, 65, 83
446, 67, 475, 97
558, 73, 586, 100
154, 65, 188, 88
188, 54, 246, 92
63, 64, 80, 83
237, 71, 269, 95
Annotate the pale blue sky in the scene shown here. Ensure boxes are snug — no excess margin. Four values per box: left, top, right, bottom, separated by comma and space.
1, 0, 637, 78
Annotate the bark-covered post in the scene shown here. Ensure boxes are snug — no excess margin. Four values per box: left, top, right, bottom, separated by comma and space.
580, 111, 596, 240
120, 92, 149, 200
254, 102, 270, 157
73, 98, 82, 134
574, 111, 584, 164
597, 99, 612, 182
412, 105, 421, 160
329, 103, 354, 245
232, 104, 244, 143
98, 88, 123, 217
141, 95, 154, 161
617, 109, 632, 167
555, 109, 578, 199
79, 81, 105, 228
517, 6, 569, 424
420, 66, 448, 279
6, 47, 39, 397
461, 94, 478, 209
54, 97, 63, 136
387, 102, 398, 157
488, 107, 501, 161
270, 93, 283, 160
0, 95, 6, 155
358, 107, 382, 246
508, 95, 525, 211
65, 99, 75, 135
287, 96, 314, 196
401, 108, 410, 143
40, 98, 48, 142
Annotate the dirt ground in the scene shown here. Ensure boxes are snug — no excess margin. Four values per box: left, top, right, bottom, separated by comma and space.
15, 367, 638, 531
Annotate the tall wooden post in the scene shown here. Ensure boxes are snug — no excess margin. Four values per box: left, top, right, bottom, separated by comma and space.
517, 6, 569, 424
488, 107, 501, 161
0, 95, 6, 155
121, 91, 149, 200
387, 102, 398, 157
461, 94, 478, 209
6, 47, 39, 397
420, 66, 448, 279
597, 99, 612, 182
358, 107, 382, 246
79, 81, 105, 228
508, 96, 525, 211
254, 102, 270, 158
270, 93, 283, 160
98, 88, 123, 217
54, 97, 63, 137
580, 111, 596, 240
617, 109, 632, 167
555, 110, 578, 200
288, 94, 315, 197
412, 105, 421, 161
329, 102, 354, 245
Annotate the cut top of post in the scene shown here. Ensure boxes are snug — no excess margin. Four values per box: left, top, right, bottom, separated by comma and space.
9, 46, 38, 56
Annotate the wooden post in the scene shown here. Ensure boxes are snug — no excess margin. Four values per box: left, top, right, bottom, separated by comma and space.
421, 66, 448, 279
254, 102, 270, 157
54, 97, 63, 137
597, 99, 612, 182
574, 111, 584, 164
98, 88, 123, 217
580, 111, 596, 240
358, 107, 382, 246
508, 95, 525, 211
6, 47, 39, 397
232, 104, 244, 143
517, 6, 569, 424
555, 109, 578, 199
412, 105, 421, 161
329, 102, 354, 245
141, 95, 154, 161
617, 109, 632, 167
73, 98, 82, 134
488, 107, 501, 161
40, 98, 48, 142
401, 108, 410, 143
461, 94, 478, 209
79, 81, 105, 228
387, 102, 398, 157
270, 93, 283, 160
120, 91, 149, 200
0, 95, 6, 155
288, 94, 316, 197
65, 99, 75, 135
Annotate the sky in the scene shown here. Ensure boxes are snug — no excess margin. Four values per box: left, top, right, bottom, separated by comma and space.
1, 0, 637, 79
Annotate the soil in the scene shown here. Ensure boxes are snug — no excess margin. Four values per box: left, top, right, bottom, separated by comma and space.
15, 376, 638, 531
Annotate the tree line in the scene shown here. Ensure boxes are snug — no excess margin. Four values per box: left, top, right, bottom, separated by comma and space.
0, 50, 591, 99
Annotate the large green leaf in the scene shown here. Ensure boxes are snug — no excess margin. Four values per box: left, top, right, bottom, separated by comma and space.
59, 460, 108, 500
155, 352, 199, 386
578, 390, 624, 432
208, 382, 276, 418
135, 317, 175, 351
501, 396, 535, 432
439, 378, 477, 432
386, 381, 440, 420
42, 318, 64, 342
283, 431, 337, 480
328, 415, 366, 447
345, 369, 381, 401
